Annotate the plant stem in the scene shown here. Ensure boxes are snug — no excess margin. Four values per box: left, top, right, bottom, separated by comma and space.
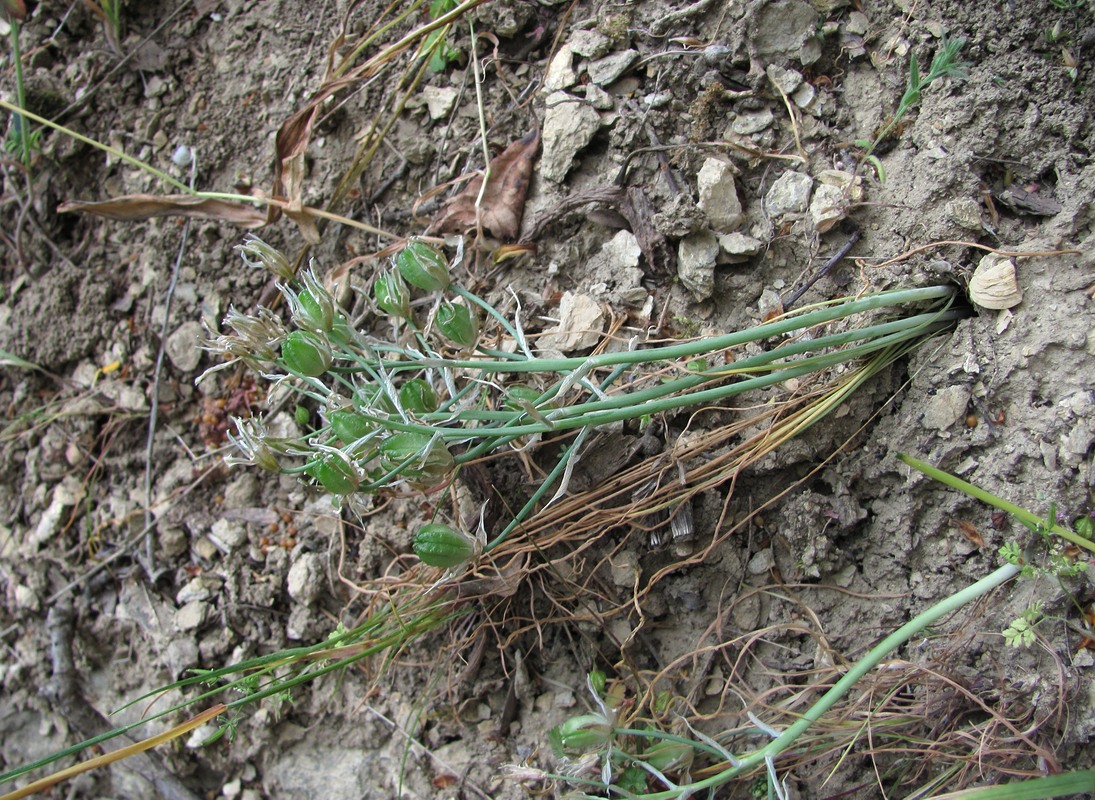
898, 453, 1095, 553
630, 562, 1022, 799
9, 20, 30, 167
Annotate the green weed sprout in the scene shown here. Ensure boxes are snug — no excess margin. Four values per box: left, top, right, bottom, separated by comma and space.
857, 35, 969, 178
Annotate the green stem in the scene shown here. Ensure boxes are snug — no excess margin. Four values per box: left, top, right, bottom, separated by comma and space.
631, 562, 1022, 799
898, 453, 1095, 553
9, 20, 29, 167
484, 427, 589, 551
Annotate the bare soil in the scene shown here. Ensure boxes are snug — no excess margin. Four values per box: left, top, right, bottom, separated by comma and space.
2, 1, 1095, 798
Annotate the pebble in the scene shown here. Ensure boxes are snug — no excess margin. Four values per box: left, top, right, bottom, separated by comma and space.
538, 292, 605, 352
32, 476, 85, 547
730, 108, 774, 136
210, 518, 248, 550
747, 548, 775, 575
542, 44, 577, 92
945, 198, 984, 231
586, 50, 639, 86
569, 30, 609, 59
808, 183, 848, 233
166, 320, 204, 372
750, 0, 822, 65
920, 385, 971, 431
176, 576, 214, 605
678, 231, 720, 300
541, 92, 601, 182
420, 85, 459, 120
766, 64, 803, 95
608, 550, 640, 587
697, 158, 745, 233
174, 600, 211, 632
165, 638, 199, 678
764, 171, 813, 218
718, 232, 764, 260
286, 552, 324, 606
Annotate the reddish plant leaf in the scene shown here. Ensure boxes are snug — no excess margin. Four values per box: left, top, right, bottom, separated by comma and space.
429, 130, 539, 240
58, 195, 268, 227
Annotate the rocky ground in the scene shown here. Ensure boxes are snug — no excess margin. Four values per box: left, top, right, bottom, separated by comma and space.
1, 0, 1095, 798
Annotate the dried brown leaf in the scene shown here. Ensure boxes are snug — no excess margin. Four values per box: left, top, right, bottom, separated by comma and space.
58, 195, 268, 227
949, 517, 985, 548
429, 130, 539, 240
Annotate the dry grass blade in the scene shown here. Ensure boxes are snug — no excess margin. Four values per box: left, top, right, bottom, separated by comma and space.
0, 705, 226, 800
57, 195, 268, 226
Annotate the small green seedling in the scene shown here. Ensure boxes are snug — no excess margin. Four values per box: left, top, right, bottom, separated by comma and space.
1003, 602, 1044, 648
856, 36, 969, 176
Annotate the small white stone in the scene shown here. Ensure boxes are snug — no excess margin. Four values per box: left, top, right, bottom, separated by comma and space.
542, 44, 577, 92
210, 518, 248, 550
541, 92, 601, 182
174, 600, 211, 632
945, 198, 984, 231
920, 385, 971, 431
287, 552, 324, 606
568, 30, 609, 58
539, 293, 605, 352
697, 159, 745, 233
765, 171, 813, 218
421, 85, 459, 120
747, 548, 775, 575
718, 232, 763, 258
587, 50, 639, 85
678, 231, 720, 300
808, 183, 847, 233
766, 64, 803, 94
730, 108, 774, 135
166, 320, 204, 373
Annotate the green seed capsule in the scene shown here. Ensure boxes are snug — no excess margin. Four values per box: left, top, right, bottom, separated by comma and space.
329, 409, 374, 443
374, 270, 412, 320
436, 301, 478, 347
307, 453, 359, 495
549, 713, 612, 756
413, 523, 481, 568
503, 384, 544, 410
397, 241, 450, 291
281, 330, 333, 377
640, 740, 695, 773
378, 432, 454, 486
399, 379, 438, 414
294, 289, 333, 332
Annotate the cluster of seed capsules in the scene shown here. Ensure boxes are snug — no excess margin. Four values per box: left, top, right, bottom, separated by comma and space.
207, 236, 492, 571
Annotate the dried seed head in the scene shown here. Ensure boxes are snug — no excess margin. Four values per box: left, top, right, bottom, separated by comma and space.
236, 235, 295, 281
225, 416, 282, 472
